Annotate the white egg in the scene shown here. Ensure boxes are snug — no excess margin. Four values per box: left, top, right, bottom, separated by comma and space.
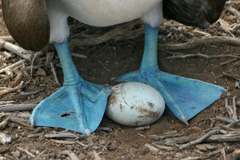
107, 82, 165, 126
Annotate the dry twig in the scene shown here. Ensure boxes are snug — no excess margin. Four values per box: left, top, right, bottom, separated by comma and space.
166, 53, 240, 60
159, 36, 240, 51
45, 131, 80, 139
225, 96, 238, 122
0, 39, 32, 61
0, 60, 25, 75
50, 62, 61, 85
206, 131, 240, 143
0, 116, 9, 130
0, 36, 14, 42
0, 104, 36, 112
227, 6, 240, 17
0, 81, 24, 97
17, 147, 35, 158
179, 129, 221, 149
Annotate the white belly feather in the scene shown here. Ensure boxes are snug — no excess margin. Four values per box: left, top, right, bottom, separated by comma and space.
46, 0, 162, 42
48, 0, 162, 26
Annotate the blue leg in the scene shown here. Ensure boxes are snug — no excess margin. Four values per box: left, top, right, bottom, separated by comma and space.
30, 40, 111, 134
118, 24, 225, 124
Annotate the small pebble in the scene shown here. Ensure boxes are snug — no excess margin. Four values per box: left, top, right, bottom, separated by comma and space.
0, 133, 11, 144
12, 150, 21, 159
36, 68, 47, 76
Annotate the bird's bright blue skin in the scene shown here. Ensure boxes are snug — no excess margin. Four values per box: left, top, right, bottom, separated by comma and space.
30, 40, 111, 134
118, 24, 225, 123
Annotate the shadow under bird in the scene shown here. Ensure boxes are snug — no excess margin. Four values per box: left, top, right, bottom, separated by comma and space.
2, 0, 227, 134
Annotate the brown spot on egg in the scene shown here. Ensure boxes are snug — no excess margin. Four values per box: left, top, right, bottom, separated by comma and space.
109, 95, 117, 106
147, 102, 154, 109
136, 107, 159, 119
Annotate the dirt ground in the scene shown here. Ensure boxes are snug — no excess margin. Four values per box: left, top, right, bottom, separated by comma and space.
1, 2, 240, 160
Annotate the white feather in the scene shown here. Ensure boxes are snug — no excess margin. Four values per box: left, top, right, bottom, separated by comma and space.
46, 0, 163, 42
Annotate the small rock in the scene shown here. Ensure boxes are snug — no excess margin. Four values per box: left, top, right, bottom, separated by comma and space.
107, 141, 118, 151
36, 68, 47, 76
0, 133, 11, 144
12, 150, 21, 159
235, 81, 240, 89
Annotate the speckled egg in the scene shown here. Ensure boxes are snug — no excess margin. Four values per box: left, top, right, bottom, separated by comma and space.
107, 82, 165, 126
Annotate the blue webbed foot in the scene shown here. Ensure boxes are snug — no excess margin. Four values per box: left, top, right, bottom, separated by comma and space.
117, 24, 225, 123
117, 67, 224, 123
30, 40, 111, 134
31, 81, 110, 134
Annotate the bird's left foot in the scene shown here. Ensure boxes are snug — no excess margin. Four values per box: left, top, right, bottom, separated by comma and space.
30, 39, 112, 134
117, 66, 225, 123
30, 81, 111, 134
